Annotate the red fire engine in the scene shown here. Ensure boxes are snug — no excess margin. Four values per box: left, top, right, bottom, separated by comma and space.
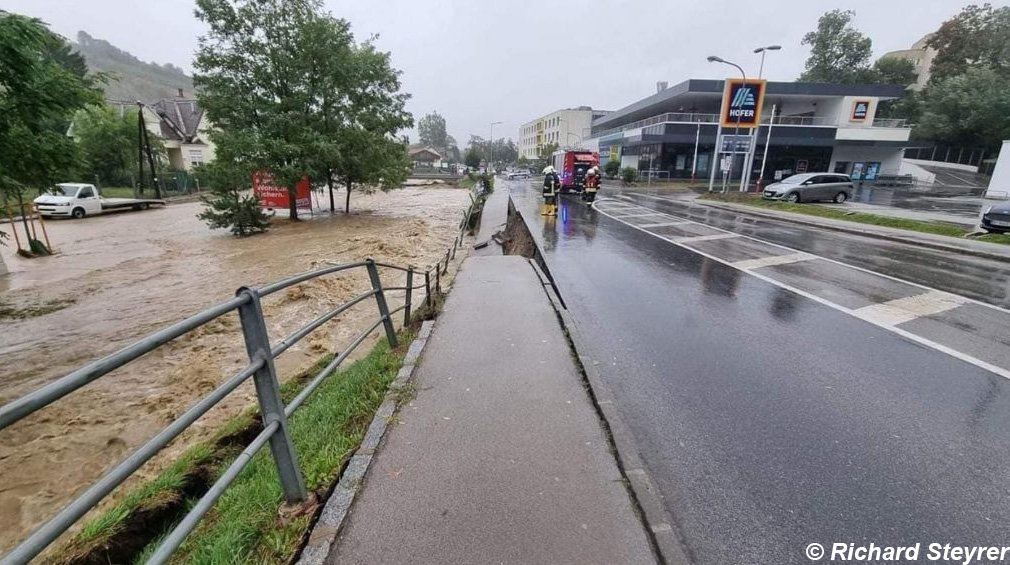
551, 150, 600, 193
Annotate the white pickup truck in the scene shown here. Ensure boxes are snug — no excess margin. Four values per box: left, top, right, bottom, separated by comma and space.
33, 183, 166, 219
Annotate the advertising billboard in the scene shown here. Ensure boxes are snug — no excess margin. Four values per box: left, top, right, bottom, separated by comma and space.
720, 79, 766, 129
253, 171, 312, 210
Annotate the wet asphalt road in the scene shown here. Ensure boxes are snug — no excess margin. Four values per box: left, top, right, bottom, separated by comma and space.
620, 189, 1010, 309
506, 180, 1010, 565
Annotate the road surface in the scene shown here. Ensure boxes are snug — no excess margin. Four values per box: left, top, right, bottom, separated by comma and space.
506, 180, 1010, 564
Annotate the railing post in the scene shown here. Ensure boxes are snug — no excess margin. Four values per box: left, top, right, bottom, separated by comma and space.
435, 262, 441, 294
365, 259, 398, 348
443, 250, 450, 274
451, 237, 457, 260
404, 267, 414, 327
235, 287, 307, 504
425, 269, 432, 307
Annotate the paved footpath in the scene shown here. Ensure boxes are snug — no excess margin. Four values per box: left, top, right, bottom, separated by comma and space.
325, 254, 656, 564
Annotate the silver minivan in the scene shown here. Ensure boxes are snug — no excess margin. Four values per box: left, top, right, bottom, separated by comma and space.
762, 173, 854, 204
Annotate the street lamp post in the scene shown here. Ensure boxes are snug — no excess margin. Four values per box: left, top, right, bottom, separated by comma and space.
707, 55, 748, 193
489, 121, 502, 174
749, 45, 781, 192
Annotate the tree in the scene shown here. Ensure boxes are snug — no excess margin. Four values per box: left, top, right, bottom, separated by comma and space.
870, 57, 918, 86
464, 147, 481, 169
328, 40, 412, 213
537, 141, 559, 165
0, 12, 101, 255
914, 67, 1010, 149
927, 3, 1010, 83
799, 10, 873, 83
194, 0, 344, 222
73, 104, 163, 186
418, 112, 448, 150
620, 167, 638, 185
517, 155, 529, 168
604, 159, 621, 179
195, 158, 269, 236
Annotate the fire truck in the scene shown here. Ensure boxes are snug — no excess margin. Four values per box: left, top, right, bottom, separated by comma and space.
551, 150, 600, 193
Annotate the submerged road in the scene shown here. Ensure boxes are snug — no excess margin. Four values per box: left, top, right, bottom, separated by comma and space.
505, 180, 1010, 564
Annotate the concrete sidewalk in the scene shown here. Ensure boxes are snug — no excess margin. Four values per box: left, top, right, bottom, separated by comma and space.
325, 255, 656, 564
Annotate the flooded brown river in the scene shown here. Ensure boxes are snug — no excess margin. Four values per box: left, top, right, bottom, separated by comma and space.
0, 187, 471, 552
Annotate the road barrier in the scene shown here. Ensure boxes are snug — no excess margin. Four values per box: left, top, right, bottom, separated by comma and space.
0, 193, 481, 564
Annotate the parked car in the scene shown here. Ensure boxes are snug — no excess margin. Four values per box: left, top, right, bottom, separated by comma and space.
762, 173, 853, 204
33, 183, 165, 219
981, 201, 1010, 233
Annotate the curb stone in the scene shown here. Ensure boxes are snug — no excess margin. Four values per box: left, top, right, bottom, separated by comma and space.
295, 320, 434, 565
696, 200, 1010, 264
517, 201, 691, 565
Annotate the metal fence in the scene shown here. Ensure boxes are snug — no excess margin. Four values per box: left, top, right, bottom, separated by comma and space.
904, 145, 988, 169
0, 194, 480, 564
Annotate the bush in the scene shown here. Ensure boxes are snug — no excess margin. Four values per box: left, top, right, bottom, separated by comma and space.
604, 160, 621, 179
620, 167, 639, 185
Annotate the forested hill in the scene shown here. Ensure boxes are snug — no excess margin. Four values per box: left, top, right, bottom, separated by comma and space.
72, 31, 194, 101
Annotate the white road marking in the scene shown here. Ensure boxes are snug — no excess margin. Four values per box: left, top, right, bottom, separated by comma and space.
732, 253, 817, 270
618, 193, 1010, 319
671, 233, 740, 243
613, 212, 673, 219
639, 221, 694, 228
591, 198, 1010, 381
853, 291, 968, 327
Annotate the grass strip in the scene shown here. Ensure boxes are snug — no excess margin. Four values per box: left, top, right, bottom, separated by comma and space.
170, 338, 404, 563
700, 193, 972, 239
51, 334, 407, 565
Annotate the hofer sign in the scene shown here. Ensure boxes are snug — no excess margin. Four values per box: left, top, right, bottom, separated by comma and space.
720, 79, 766, 129
252, 171, 312, 210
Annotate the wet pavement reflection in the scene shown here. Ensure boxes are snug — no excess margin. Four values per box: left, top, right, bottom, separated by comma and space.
506, 180, 1010, 565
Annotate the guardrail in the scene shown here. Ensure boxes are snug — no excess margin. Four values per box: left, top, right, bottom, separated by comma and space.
0, 194, 482, 564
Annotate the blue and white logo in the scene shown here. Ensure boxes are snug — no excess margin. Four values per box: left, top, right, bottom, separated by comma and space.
731, 87, 756, 108
724, 82, 762, 124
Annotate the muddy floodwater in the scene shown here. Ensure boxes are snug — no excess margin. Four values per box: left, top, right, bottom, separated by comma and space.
0, 187, 471, 552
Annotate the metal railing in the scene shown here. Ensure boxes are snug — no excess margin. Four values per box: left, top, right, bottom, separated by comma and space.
0, 193, 482, 564
594, 112, 909, 137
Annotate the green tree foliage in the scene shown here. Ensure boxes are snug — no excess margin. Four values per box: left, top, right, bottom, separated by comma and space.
926, 3, 1010, 83
870, 57, 918, 86
620, 167, 639, 185
604, 159, 621, 179
466, 135, 519, 167
418, 112, 448, 149
194, 0, 412, 226
0, 12, 101, 254
195, 158, 269, 236
799, 10, 873, 84
914, 68, 1010, 148
464, 147, 481, 169
72, 104, 164, 186
536, 141, 559, 169
327, 40, 413, 213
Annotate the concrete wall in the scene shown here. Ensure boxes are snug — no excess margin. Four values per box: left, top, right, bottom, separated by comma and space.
899, 160, 937, 184
829, 146, 904, 175
835, 127, 909, 142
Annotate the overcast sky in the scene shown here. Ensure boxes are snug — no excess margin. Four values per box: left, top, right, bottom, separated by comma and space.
5, 0, 1001, 145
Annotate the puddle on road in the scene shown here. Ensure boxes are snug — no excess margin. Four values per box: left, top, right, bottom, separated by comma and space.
0, 187, 470, 551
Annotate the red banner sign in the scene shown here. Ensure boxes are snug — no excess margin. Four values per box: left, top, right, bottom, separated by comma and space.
252, 171, 312, 210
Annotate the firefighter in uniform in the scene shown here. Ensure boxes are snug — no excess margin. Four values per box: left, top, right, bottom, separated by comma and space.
583, 165, 600, 203
542, 165, 560, 216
